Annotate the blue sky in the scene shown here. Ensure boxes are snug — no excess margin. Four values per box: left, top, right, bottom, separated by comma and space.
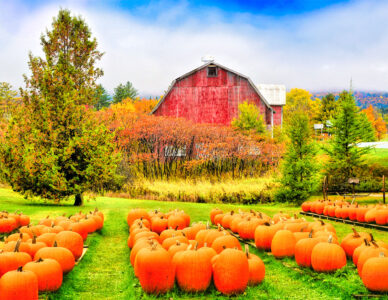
1, 0, 387, 96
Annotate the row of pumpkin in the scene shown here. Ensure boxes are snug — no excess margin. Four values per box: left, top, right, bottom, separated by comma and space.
0, 209, 104, 300
210, 208, 388, 292
126, 208, 265, 295
0, 211, 30, 233
301, 200, 388, 225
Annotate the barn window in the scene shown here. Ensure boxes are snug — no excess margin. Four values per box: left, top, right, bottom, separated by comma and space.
207, 66, 218, 77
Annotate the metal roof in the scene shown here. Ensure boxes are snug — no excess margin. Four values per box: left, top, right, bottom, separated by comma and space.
257, 84, 286, 106
151, 62, 276, 114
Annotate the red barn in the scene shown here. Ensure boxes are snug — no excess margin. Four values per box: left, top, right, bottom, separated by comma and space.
151, 61, 286, 127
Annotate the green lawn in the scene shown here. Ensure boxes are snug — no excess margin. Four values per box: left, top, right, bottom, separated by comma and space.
365, 148, 388, 168
1, 188, 388, 300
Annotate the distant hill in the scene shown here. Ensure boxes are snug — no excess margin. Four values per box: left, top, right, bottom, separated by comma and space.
313, 91, 388, 112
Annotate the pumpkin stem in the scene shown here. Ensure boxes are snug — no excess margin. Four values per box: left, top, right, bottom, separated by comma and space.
318, 220, 325, 226
379, 252, 386, 258
194, 242, 198, 251
17, 266, 23, 272
308, 230, 314, 238
204, 242, 208, 247
351, 228, 360, 238
244, 244, 250, 258
53, 241, 58, 247
37, 257, 44, 263
371, 241, 379, 248
32, 235, 37, 244
328, 235, 333, 244
363, 239, 370, 246
369, 233, 375, 242
14, 239, 21, 252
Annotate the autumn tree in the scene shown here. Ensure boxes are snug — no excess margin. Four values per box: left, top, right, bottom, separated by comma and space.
113, 81, 138, 104
275, 112, 318, 204
0, 9, 120, 206
325, 91, 374, 185
362, 105, 387, 140
94, 84, 111, 110
283, 88, 320, 125
232, 101, 266, 134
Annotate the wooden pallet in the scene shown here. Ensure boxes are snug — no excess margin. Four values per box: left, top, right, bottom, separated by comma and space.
75, 245, 88, 265
299, 211, 388, 232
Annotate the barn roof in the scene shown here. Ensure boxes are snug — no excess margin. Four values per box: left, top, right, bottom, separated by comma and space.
257, 84, 286, 106
151, 62, 275, 114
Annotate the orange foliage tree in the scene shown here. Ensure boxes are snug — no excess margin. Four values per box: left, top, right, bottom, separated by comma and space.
99, 100, 284, 180
362, 105, 387, 140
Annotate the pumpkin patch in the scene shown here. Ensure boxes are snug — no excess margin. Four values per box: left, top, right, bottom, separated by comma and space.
0, 209, 104, 297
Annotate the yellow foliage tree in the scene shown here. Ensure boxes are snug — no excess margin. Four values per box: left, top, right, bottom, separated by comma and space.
283, 88, 321, 125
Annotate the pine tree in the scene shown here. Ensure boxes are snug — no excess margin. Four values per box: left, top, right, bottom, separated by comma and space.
113, 81, 138, 104
325, 91, 374, 185
319, 93, 337, 124
275, 112, 318, 204
94, 85, 111, 110
0, 9, 120, 206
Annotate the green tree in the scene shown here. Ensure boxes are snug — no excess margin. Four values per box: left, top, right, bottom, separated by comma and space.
325, 91, 373, 184
94, 84, 111, 110
275, 112, 318, 204
0, 82, 18, 119
319, 93, 337, 124
0, 9, 120, 206
113, 81, 138, 104
231, 101, 266, 134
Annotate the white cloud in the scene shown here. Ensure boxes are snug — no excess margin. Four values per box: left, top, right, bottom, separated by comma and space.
0, 0, 387, 96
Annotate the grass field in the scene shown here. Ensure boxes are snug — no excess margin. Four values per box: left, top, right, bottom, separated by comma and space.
1, 188, 388, 299
365, 148, 388, 168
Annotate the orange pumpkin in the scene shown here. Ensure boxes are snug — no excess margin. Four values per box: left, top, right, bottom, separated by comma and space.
271, 230, 296, 258
0, 267, 38, 300
23, 258, 63, 291
311, 236, 346, 272
127, 209, 150, 227
0, 241, 32, 277
254, 223, 281, 251
212, 234, 242, 254
212, 248, 249, 295
134, 245, 174, 294
34, 242, 75, 274
340, 228, 371, 257
54, 231, 84, 260
295, 232, 321, 268
245, 245, 265, 285
173, 244, 214, 292
361, 252, 388, 292
210, 208, 223, 225
357, 242, 388, 276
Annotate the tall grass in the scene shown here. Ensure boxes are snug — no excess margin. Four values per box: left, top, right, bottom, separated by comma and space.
107, 176, 279, 204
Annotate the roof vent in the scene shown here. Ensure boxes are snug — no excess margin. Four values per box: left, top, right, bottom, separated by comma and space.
201, 55, 215, 63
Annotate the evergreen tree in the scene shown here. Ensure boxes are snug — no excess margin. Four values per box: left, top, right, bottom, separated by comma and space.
0, 9, 120, 206
231, 101, 266, 134
113, 81, 138, 104
0, 82, 18, 119
319, 93, 337, 124
325, 91, 373, 184
94, 84, 111, 110
275, 112, 318, 204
